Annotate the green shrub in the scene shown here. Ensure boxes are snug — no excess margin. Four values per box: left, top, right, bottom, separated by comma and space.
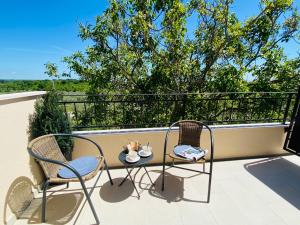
28, 90, 73, 159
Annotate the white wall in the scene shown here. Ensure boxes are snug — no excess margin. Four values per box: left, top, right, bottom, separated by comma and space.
0, 92, 45, 225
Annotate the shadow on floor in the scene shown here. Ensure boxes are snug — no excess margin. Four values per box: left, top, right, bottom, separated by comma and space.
4, 176, 83, 224
3, 176, 35, 224
100, 178, 134, 202
25, 192, 84, 224
99, 167, 208, 203
244, 157, 300, 210
148, 169, 207, 203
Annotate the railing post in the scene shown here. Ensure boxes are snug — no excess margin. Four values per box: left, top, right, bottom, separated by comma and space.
282, 93, 293, 125
182, 94, 188, 120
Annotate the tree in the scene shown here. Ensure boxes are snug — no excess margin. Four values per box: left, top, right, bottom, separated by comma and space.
45, 63, 59, 89
250, 52, 300, 92
45, 62, 72, 90
62, 0, 299, 94
28, 91, 73, 159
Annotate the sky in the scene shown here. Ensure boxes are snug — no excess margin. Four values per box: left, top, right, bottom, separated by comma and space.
0, 0, 299, 80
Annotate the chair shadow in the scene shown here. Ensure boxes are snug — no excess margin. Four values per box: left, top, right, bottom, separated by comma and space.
99, 167, 207, 203
3, 176, 35, 224
147, 169, 207, 203
100, 178, 134, 202
27, 192, 84, 224
3, 176, 84, 225
244, 157, 300, 210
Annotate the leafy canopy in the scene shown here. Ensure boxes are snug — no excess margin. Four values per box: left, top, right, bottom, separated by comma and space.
58, 0, 299, 93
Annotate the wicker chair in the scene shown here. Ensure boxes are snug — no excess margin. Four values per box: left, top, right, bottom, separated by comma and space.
161, 120, 214, 202
27, 134, 113, 224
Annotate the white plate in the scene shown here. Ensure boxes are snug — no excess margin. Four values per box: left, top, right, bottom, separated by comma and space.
125, 155, 140, 163
138, 150, 152, 157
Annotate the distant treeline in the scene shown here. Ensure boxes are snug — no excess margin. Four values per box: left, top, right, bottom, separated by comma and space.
0, 79, 89, 93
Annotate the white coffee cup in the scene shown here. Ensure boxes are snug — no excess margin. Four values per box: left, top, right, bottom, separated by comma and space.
128, 150, 138, 160
142, 145, 152, 154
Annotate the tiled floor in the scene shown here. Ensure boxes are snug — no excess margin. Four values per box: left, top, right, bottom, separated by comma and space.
14, 155, 300, 225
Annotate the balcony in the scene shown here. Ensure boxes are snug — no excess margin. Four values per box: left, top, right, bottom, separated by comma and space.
1, 92, 300, 225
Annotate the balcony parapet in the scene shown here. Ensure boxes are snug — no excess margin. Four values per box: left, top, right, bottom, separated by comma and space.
0, 91, 46, 105
72, 122, 289, 168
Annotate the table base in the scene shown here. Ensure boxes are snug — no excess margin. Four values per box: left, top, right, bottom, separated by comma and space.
119, 166, 155, 199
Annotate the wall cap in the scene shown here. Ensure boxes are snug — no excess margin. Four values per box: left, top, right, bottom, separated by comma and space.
0, 91, 46, 104
73, 122, 289, 135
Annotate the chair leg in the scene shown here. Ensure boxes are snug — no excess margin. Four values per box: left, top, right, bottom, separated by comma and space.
162, 154, 166, 191
79, 180, 100, 224
104, 160, 114, 185
207, 163, 213, 203
42, 179, 49, 223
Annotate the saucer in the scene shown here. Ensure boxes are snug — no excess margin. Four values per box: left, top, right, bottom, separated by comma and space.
125, 155, 140, 163
138, 150, 152, 157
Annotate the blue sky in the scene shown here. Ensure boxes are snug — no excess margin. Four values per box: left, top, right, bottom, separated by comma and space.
0, 0, 299, 80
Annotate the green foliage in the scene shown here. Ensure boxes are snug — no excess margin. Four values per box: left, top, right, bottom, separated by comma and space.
44, 63, 59, 79
0, 79, 89, 93
61, 0, 299, 95
28, 91, 73, 159
206, 66, 248, 92
44, 62, 72, 89
250, 50, 300, 92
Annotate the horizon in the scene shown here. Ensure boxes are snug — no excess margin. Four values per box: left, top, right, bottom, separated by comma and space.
0, 78, 80, 81
0, 0, 299, 80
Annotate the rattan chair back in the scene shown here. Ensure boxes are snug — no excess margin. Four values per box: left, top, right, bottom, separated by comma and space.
178, 121, 203, 147
28, 134, 66, 179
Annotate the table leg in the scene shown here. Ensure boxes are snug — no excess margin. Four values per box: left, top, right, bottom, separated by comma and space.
119, 167, 133, 186
125, 167, 140, 199
133, 167, 142, 181
143, 167, 155, 186
119, 167, 142, 186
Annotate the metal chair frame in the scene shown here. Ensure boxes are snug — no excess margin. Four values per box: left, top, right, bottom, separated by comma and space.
161, 120, 214, 203
27, 133, 114, 224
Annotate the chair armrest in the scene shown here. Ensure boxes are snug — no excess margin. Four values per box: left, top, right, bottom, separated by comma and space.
52, 133, 105, 158
27, 146, 85, 182
202, 124, 214, 163
163, 121, 214, 162
53, 133, 113, 186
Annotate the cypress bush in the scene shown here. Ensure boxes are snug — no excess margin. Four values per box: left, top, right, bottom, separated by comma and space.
28, 90, 73, 159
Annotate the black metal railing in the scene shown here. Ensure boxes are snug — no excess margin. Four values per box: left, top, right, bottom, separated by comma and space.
58, 92, 297, 130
